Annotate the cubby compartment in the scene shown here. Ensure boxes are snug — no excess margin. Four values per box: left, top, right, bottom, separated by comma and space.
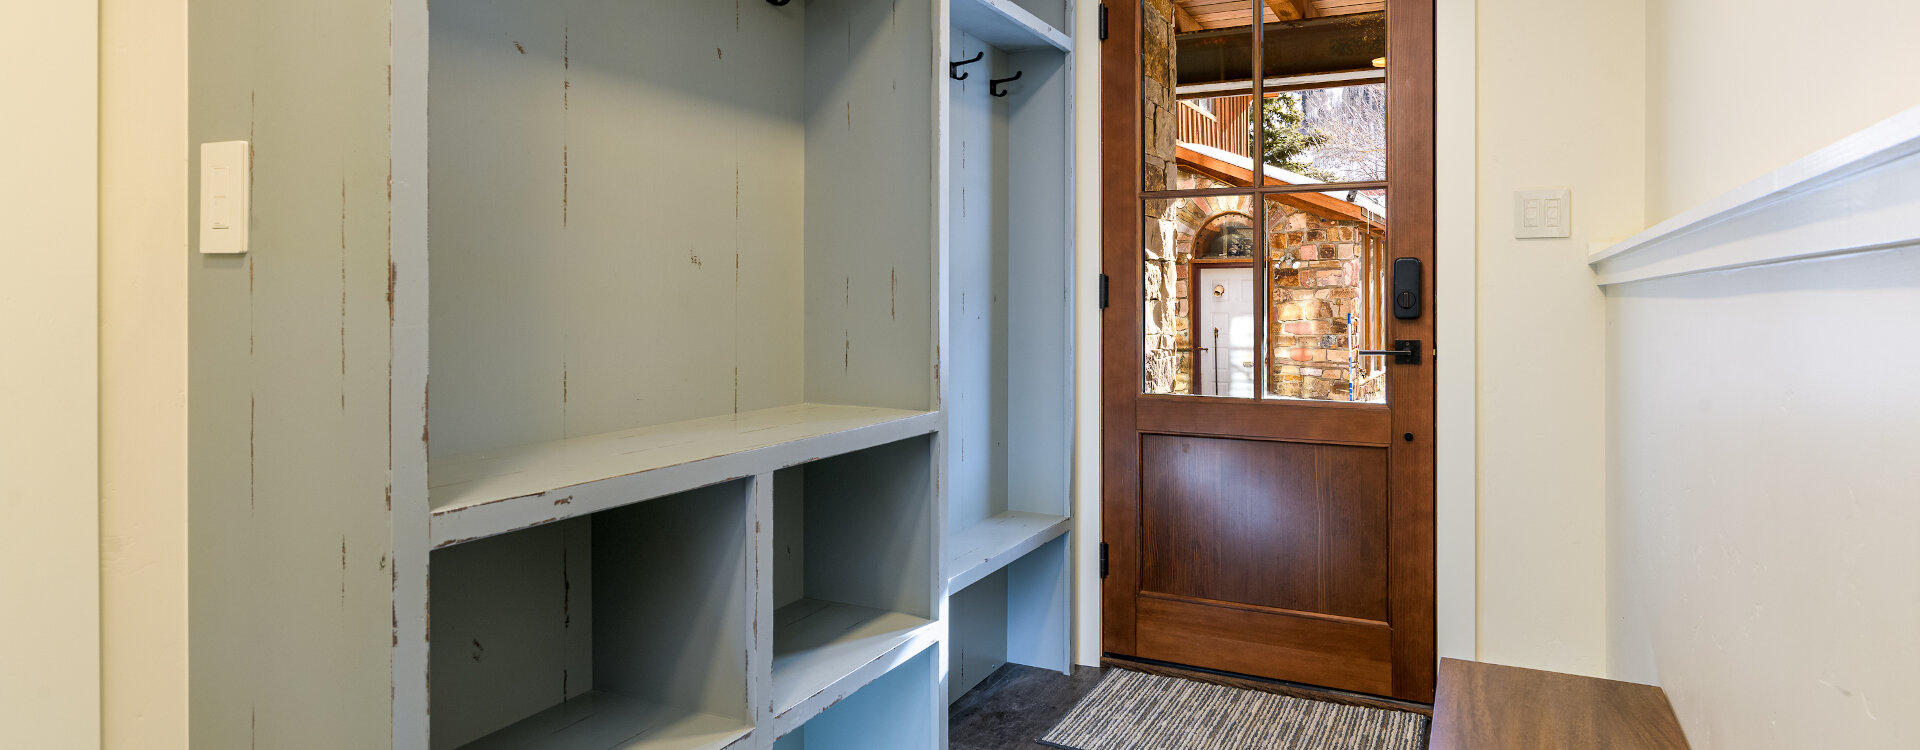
772, 647, 940, 750
943, 3, 1076, 702
430, 481, 754, 750
769, 436, 939, 729
424, 0, 939, 534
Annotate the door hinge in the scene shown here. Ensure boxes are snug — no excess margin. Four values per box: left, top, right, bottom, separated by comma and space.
1098, 273, 1110, 309
1098, 4, 1109, 41
1099, 542, 1110, 578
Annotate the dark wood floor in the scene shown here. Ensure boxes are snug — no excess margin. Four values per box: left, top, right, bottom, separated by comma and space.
949, 664, 1107, 750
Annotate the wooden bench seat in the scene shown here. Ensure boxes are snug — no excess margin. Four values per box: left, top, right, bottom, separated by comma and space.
1429, 658, 1690, 750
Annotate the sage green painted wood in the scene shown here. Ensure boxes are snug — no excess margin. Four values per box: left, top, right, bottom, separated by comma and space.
430, 517, 595, 750
432, 481, 754, 749
802, 0, 938, 414
188, 0, 400, 747
429, 0, 808, 458
392, 1, 433, 746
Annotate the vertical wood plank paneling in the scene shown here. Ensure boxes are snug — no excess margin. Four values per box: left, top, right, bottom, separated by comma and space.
188, 0, 399, 746
428, 519, 591, 750
803, 437, 938, 619
591, 481, 752, 722
947, 32, 1010, 532
804, 0, 937, 413
1005, 47, 1075, 516
430, 0, 809, 458
392, 0, 432, 746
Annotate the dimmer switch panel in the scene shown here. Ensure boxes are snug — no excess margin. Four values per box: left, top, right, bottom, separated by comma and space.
200, 141, 250, 254
1514, 188, 1570, 239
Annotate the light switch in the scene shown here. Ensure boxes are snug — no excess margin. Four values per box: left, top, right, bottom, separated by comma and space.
1514, 188, 1570, 239
200, 141, 250, 254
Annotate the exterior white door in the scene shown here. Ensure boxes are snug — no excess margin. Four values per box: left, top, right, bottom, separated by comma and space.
1196, 266, 1255, 397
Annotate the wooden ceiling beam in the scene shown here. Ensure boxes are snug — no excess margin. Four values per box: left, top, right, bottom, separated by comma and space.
1264, 0, 1305, 21
1174, 2, 1204, 32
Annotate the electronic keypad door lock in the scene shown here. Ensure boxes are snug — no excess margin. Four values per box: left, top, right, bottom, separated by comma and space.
1393, 257, 1422, 319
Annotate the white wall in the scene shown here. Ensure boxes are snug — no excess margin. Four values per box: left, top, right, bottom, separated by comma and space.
1607, 247, 1920, 750
99, 0, 191, 748
1607, 4, 1920, 746
1470, 0, 1644, 677
0, 4, 102, 748
1646, 1, 1920, 221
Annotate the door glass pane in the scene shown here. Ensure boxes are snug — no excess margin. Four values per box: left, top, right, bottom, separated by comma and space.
1258, 5, 1388, 185
1143, 0, 1256, 190
1144, 195, 1258, 396
1264, 190, 1386, 402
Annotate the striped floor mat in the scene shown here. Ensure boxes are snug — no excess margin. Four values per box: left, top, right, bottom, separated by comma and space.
1039, 670, 1429, 750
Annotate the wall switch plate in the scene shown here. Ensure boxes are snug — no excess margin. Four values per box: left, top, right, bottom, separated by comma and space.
199, 141, 250, 254
1514, 188, 1571, 239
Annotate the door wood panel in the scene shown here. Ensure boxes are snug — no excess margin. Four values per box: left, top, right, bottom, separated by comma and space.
1136, 595, 1393, 696
1139, 434, 1386, 621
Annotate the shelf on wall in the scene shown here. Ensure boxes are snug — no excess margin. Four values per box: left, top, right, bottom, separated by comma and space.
427, 404, 939, 548
770, 599, 937, 729
946, 511, 1071, 592
457, 691, 752, 750
952, 0, 1072, 52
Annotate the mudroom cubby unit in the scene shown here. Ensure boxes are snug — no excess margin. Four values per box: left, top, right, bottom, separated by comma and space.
188, 0, 1075, 743
424, 0, 940, 542
768, 436, 942, 733
942, 0, 1077, 703
429, 480, 756, 750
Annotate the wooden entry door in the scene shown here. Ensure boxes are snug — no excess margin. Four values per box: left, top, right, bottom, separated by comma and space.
1100, 0, 1436, 702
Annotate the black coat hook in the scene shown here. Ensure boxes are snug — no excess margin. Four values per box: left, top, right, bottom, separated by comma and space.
767, 0, 791, 5
950, 51, 984, 81
990, 71, 1022, 97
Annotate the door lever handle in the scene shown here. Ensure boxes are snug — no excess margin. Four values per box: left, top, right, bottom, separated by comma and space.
1357, 339, 1422, 365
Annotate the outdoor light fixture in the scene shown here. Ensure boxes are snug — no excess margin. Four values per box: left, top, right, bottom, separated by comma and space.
1372, 57, 1386, 68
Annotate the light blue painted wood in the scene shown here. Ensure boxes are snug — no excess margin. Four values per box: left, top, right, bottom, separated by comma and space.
949, 570, 1011, 701
953, 0, 1072, 50
1007, 533, 1073, 673
785, 648, 940, 750
942, 22, 1076, 704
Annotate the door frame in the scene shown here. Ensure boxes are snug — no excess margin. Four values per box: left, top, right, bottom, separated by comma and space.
1097, 0, 1440, 701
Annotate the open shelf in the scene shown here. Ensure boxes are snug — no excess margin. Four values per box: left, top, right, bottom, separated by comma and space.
773, 646, 938, 750
428, 404, 937, 548
770, 600, 936, 723
952, 0, 1072, 52
942, 15, 1076, 704
947, 511, 1072, 591
457, 692, 750, 750
427, 0, 939, 544
430, 481, 753, 750
767, 437, 938, 728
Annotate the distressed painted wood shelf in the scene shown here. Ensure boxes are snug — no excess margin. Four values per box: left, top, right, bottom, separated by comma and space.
940, 7, 1077, 705
428, 404, 938, 548
458, 692, 753, 750
947, 511, 1072, 592
952, 0, 1072, 52
770, 599, 938, 731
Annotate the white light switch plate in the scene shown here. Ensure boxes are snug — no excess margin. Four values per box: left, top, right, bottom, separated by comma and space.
199, 141, 250, 254
1514, 188, 1570, 239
